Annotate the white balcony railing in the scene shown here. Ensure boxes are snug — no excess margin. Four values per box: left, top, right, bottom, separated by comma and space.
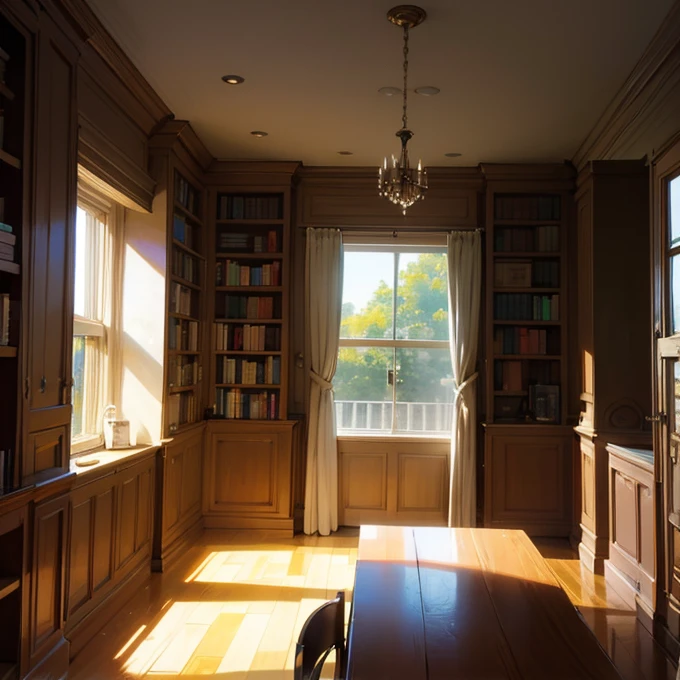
335, 400, 452, 433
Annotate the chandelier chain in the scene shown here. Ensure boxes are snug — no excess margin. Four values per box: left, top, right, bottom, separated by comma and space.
402, 24, 409, 130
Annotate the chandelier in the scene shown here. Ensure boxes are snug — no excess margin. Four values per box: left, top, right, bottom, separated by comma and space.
378, 5, 428, 215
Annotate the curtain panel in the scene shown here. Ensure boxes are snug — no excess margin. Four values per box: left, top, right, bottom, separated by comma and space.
447, 230, 482, 527
304, 228, 343, 536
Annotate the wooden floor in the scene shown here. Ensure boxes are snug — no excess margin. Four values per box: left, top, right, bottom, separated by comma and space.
67, 530, 676, 680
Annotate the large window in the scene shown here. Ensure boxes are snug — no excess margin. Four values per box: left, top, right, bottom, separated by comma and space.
335, 245, 453, 435
72, 200, 110, 452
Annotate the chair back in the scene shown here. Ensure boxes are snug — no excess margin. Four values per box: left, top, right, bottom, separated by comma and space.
294, 590, 346, 680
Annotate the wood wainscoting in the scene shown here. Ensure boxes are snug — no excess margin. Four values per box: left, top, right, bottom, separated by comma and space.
338, 438, 450, 526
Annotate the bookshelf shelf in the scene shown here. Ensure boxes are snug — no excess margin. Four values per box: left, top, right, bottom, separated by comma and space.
493, 251, 562, 258
493, 320, 560, 326
216, 286, 283, 293
0, 577, 19, 602
174, 200, 204, 226
168, 349, 201, 356
170, 274, 201, 291
215, 317, 283, 324
494, 391, 528, 397
216, 383, 281, 388
493, 354, 561, 360
169, 311, 200, 322
216, 252, 284, 259
494, 219, 561, 226
216, 218, 285, 226
0, 148, 20, 169
168, 385, 197, 394
215, 350, 282, 356
0, 260, 19, 275
0, 346, 17, 358
494, 287, 560, 294
172, 239, 205, 260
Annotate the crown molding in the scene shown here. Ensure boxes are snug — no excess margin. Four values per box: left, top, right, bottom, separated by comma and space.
572, 1, 680, 170
480, 162, 575, 182
205, 160, 302, 187
54, 0, 172, 132
149, 120, 213, 171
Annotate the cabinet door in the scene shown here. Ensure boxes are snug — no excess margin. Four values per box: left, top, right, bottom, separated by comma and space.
24, 14, 77, 466
164, 444, 183, 534
29, 493, 68, 671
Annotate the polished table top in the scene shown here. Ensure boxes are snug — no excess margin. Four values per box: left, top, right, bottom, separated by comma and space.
346, 525, 622, 680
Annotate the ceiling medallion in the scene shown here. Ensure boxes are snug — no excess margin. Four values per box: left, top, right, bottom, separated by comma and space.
378, 6, 428, 215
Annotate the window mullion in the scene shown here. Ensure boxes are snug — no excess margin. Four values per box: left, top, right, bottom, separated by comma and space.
391, 253, 399, 434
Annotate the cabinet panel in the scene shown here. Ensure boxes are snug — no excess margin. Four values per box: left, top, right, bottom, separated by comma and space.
164, 445, 182, 532
342, 453, 387, 511
180, 439, 202, 517
29, 494, 68, 670
25, 425, 66, 477
116, 474, 138, 570
484, 426, 572, 536
92, 486, 114, 592
612, 470, 637, 558
397, 454, 447, 513
67, 497, 91, 615
136, 464, 152, 551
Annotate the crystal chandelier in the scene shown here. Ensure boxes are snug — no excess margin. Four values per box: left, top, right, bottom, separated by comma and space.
378, 5, 428, 215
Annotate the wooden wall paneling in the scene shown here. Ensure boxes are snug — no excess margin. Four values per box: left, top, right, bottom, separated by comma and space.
25, 425, 67, 477
337, 439, 449, 527
483, 425, 573, 536
23, 12, 78, 481
203, 420, 297, 532
295, 167, 482, 228
153, 425, 204, 572
28, 491, 69, 678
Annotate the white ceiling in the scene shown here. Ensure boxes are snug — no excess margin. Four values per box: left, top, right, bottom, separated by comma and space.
86, 0, 675, 167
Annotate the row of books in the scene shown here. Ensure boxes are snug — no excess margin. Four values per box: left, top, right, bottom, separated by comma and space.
167, 356, 198, 388
493, 327, 556, 356
0, 293, 9, 345
173, 213, 198, 250
170, 283, 194, 317
214, 322, 281, 351
222, 295, 281, 320
166, 391, 198, 430
494, 260, 559, 288
494, 360, 559, 392
175, 173, 200, 216
216, 230, 279, 253
529, 384, 560, 423
494, 294, 559, 321
168, 318, 199, 351
217, 194, 282, 221
171, 249, 199, 285
214, 388, 279, 420
494, 195, 560, 221
216, 356, 281, 386
216, 260, 281, 287
494, 226, 560, 253
0, 223, 17, 273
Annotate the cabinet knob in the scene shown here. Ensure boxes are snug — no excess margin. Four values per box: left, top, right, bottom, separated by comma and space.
645, 412, 666, 423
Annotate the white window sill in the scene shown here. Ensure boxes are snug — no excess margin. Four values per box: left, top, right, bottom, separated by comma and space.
337, 432, 451, 443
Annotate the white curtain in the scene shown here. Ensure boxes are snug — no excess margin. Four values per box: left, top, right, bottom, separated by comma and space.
304, 228, 343, 536
447, 230, 482, 527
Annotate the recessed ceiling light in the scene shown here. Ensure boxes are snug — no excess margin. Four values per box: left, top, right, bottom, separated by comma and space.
222, 75, 244, 85
415, 86, 440, 96
378, 86, 401, 96
444, 152, 462, 158
337, 151, 353, 156
250, 131, 268, 138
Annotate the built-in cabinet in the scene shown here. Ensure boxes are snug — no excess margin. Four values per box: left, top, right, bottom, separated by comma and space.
574, 160, 652, 573
605, 445, 654, 620
153, 427, 203, 571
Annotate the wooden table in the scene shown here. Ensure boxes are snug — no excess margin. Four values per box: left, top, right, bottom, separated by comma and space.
346, 526, 622, 680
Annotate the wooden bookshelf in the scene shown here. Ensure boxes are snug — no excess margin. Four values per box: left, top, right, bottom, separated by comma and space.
163, 168, 206, 435
486, 191, 568, 425
210, 189, 290, 421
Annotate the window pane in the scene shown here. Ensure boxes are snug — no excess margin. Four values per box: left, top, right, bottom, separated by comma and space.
334, 347, 392, 432
341, 252, 394, 339
74, 207, 87, 318
72, 335, 85, 438
395, 348, 453, 433
671, 176, 680, 248
396, 252, 449, 340
672, 254, 680, 334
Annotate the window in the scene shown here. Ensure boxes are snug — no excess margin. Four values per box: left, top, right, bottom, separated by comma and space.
71, 197, 112, 453
335, 245, 453, 435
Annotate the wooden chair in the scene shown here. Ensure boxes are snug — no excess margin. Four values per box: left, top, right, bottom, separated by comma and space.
294, 590, 346, 680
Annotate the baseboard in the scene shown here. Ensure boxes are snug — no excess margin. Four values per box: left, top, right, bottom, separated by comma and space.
25, 635, 69, 680
635, 596, 654, 636
579, 541, 605, 575
604, 560, 637, 608
203, 515, 294, 534
152, 514, 204, 573
66, 561, 150, 660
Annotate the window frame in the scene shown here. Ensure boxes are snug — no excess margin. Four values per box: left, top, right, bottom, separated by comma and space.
71, 182, 123, 456
337, 241, 452, 437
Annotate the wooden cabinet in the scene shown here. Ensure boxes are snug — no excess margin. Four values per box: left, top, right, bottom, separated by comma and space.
574, 160, 652, 572
23, 13, 78, 480
203, 419, 297, 532
484, 425, 573, 536
153, 426, 203, 571
338, 439, 450, 527
64, 453, 155, 658
28, 485, 70, 679
605, 445, 655, 618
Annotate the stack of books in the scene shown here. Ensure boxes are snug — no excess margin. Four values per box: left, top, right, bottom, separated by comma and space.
0, 222, 17, 274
